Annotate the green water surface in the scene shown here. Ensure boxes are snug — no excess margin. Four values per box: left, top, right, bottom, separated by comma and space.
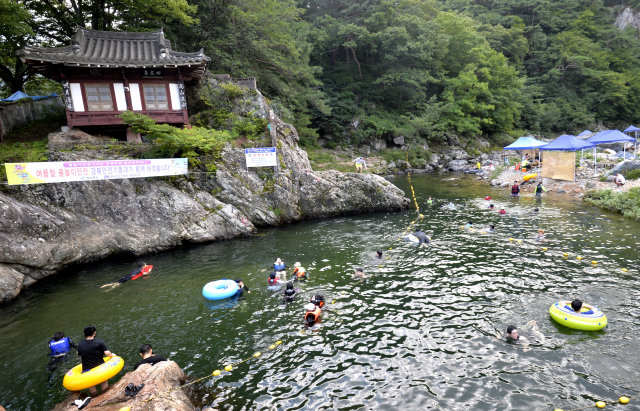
0, 173, 639, 410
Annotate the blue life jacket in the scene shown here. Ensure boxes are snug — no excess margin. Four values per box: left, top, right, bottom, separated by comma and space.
49, 337, 71, 355
274, 263, 285, 271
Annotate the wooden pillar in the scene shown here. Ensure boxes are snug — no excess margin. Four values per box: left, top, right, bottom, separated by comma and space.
122, 69, 133, 111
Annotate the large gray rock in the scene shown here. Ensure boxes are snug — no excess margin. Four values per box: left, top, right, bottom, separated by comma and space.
372, 139, 387, 151
393, 135, 405, 146
610, 160, 640, 174
52, 360, 193, 411
615, 7, 640, 30
0, 115, 409, 302
447, 159, 468, 171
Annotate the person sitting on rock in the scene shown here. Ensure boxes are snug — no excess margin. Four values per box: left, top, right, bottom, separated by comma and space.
134, 344, 167, 370
77, 325, 116, 397
352, 156, 367, 172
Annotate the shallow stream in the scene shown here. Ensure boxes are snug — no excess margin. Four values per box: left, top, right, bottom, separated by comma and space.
1, 173, 639, 410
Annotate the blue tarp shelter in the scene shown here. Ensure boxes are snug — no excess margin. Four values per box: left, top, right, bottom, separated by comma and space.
624, 126, 640, 156
1, 91, 58, 102
503, 136, 547, 150
587, 130, 636, 163
577, 130, 593, 137
539, 135, 595, 151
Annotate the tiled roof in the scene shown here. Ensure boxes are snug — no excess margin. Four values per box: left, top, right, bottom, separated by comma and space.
18, 27, 209, 71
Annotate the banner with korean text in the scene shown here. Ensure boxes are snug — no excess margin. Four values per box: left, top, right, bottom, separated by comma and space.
4, 158, 188, 185
245, 147, 277, 168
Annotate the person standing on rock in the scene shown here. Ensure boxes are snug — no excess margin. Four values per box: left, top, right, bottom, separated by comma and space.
134, 344, 167, 370
352, 156, 367, 173
77, 325, 116, 397
511, 181, 520, 197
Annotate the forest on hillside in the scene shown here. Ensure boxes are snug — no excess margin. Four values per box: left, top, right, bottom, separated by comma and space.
3, 0, 640, 147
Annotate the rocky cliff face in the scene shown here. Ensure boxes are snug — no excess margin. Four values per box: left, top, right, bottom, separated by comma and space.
0, 114, 409, 303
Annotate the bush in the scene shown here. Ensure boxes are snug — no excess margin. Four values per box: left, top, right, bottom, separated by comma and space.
583, 188, 640, 220
0, 139, 49, 180
624, 169, 640, 181
379, 147, 431, 166
119, 111, 234, 159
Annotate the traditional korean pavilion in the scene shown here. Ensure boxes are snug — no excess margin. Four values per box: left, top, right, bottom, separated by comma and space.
17, 27, 209, 140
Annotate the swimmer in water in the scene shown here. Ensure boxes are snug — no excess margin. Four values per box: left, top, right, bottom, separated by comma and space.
234, 278, 250, 297
569, 299, 594, 314
498, 321, 545, 351
535, 229, 547, 242
486, 223, 495, 233
413, 228, 435, 247
465, 220, 473, 229
499, 207, 507, 214
267, 271, 279, 286
376, 250, 383, 259
100, 263, 151, 289
282, 282, 298, 303
354, 268, 366, 279
426, 197, 433, 204
489, 204, 495, 209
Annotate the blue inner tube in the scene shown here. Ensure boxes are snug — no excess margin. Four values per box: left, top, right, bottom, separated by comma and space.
203, 279, 238, 300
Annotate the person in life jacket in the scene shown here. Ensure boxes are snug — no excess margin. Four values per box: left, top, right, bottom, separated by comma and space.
304, 303, 322, 326
511, 181, 520, 196
293, 265, 308, 281
47, 332, 78, 383
272, 258, 287, 280
100, 262, 150, 289
484, 196, 491, 200
426, 197, 433, 204
535, 181, 547, 197
282, 282, 298, 303
267, 272, 279, 286
310, 294, 325, 308
499, 207, 507, 214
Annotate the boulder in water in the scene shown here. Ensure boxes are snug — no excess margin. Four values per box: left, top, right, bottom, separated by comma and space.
51, 360, 194, 411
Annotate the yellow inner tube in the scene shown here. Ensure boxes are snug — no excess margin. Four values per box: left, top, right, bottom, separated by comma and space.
63, 356, 124, 391
523, 173, 538, 182
549, 301, 607, 331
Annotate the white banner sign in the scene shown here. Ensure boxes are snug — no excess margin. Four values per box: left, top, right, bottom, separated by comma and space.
245, 147, 277, 168
5, 158, 188, 185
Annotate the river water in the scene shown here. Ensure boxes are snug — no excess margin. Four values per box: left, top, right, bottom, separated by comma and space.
1, 173, 639, 411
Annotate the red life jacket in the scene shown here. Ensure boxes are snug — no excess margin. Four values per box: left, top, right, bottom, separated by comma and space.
511, 184, 519, 195
268, 278, 278, 286
131, 265, 153, 280
305, 306, 321, 324
484, 196, 491, 200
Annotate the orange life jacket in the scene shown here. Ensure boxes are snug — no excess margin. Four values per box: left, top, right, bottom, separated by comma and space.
305, 306, 321, 323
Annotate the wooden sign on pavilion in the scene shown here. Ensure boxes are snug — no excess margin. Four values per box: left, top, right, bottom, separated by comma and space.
17, 27, 209, 141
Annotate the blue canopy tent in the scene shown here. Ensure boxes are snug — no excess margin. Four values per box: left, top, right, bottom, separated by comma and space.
587, 130, 637, 166
624, 126, 640, 156
503, 136, 547, 150
503, 136, 547, 166
577, 130, 593, 137
539, 135, 595, 181
1, 91, 58, 102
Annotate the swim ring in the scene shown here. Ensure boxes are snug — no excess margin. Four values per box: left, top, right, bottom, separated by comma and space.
203, 279, 238, 300
63, 356, 124, 391
403, 235, 419, 244
549, 301, 607, 331
523, 173, 538, 182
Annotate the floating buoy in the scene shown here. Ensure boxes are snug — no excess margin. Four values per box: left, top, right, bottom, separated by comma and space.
620, 396, 629, 404
119, 408, 131, 411
389, 247, 393, 250
269, 345, 275, 349
592, 261, 597, 264
596, 401, 606, 408
577, 256, 582, 260
212, 370, 221, 376
225, 365, 232, 372
517, 240, 522, 243
509, 238, 514, 242
254, 352, 261, 358
419, 214, 424, 218
554, 409, 564, 411
563, 253, 568, 256
276, 340, 282, 345
543, 247, 548, 251
622, 268, 628, 272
